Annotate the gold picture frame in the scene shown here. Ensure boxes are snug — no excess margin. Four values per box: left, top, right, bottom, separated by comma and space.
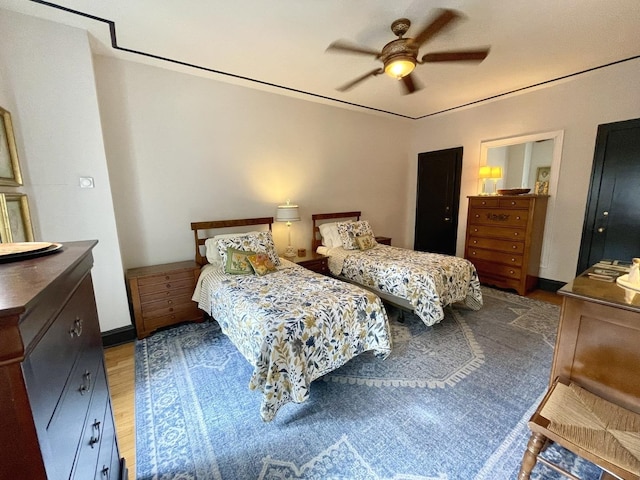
0, 106, 23, 186
0, 193, 34, 243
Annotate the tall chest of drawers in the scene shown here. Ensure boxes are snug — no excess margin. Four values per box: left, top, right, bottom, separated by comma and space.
0, 241, 126, 480
464, 195, 549, 295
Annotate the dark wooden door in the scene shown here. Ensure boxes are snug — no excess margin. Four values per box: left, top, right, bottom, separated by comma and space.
577, 117, 640, 273
414, 147, 463, 255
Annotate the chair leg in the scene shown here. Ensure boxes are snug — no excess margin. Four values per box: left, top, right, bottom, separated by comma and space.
518, 431, 547, 480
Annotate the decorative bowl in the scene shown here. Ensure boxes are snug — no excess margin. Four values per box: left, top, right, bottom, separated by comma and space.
497, 188, 531, 195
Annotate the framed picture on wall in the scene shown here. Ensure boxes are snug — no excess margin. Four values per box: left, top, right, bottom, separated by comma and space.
0, 106, 23, 186
0, 193, 34, 243
536, 166, 551, 183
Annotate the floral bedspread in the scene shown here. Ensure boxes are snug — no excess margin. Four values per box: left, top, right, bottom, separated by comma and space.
194, 261, 391, 422
324, 245, 483, 326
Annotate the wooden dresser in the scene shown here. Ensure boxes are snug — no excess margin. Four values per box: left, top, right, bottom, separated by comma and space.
0, 240, 126, 480
464, 195, 548, 295
126, 260, 203, 339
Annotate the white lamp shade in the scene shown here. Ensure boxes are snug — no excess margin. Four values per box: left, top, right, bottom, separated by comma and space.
276, 203, 300, 222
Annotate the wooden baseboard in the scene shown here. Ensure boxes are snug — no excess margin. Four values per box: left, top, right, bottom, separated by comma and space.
102, 325, 136, 347
537, 277, 566, 293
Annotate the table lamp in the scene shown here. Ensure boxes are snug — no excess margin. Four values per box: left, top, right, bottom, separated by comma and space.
478, 165, 492, 195
490, 166, 503, 195
276, 200, 300, 257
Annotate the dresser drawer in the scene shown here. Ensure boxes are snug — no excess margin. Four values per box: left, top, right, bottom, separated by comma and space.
24, 275, 100, 425
473, 259, 523, 280
468, 208, 529, 227
93, 402, 117, 480
466, 224, 527, 241
499, 197, 533, 209
469, 197, 500, 208
466, 247, 523, 267
46, 347, 103, 479
137, 268, 194, 287
71, 364, 109, 480
466, 236, 525, 254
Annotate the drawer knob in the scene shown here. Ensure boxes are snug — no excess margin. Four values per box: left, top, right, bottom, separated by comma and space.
511, 201, 516, 205
165, 275, 170, 280
473, 228, 478, 232
511, 258, 516, 262
69, 317, 83, 338
79, 370, 92, 395
168, 299, 173, 305
509, 270, 515, 274
471, 251, 477, 255
512, 245, 517, 249
516, 216, 521, 220
166, 283, 172, 288
90, 419, 101, 448
514, 232, 519, 236
481, 201, 487, 205
473, 240, 477, 244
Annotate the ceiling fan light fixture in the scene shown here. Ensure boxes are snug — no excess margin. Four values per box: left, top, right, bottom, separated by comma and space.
384, 56, 415, 79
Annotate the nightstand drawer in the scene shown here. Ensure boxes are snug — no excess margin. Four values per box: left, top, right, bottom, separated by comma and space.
141, 293, 195, 315
137, 269, 194, 287
139, 276, 195, 296
473, 259, 523, 280
143, 306, 201, 332
141, 285, 195, 303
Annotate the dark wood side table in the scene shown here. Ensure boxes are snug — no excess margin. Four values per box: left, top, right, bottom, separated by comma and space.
126, 260, 203, 339
285, 251, 329, 275
375, 236, 392, 245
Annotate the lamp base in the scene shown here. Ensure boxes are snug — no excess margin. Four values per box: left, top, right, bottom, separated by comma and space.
283, 246, 296, 258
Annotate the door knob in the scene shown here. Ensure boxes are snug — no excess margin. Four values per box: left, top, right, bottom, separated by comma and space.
597, 227, 605, 233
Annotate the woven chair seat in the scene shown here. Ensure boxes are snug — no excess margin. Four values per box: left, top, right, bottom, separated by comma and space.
521, 378, 640, 479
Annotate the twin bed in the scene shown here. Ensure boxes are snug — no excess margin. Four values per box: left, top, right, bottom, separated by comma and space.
312, 211, 483, 326
190, 213, 482, 421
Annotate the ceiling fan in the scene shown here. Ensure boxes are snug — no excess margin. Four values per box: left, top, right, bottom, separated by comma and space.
326, 8, 490, 95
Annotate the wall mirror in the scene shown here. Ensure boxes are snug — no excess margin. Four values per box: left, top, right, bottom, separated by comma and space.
479, 130, 564, 270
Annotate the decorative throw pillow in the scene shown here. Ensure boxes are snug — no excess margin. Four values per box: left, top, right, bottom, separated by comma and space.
216, 231, 281, 267
224, 247, 255, 275
247, 253, 277, 276
336, 221, 375, 250
355, 234, 377, 251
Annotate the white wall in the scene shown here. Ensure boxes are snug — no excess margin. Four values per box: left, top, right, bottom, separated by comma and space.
0, 9, 131, 332
409, 58, 640, 283
93, 56, 412, 269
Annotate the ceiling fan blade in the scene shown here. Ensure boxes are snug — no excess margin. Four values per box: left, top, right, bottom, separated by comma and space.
409, 8, 462, 48
326, 40, 381, 57
336, 68, 384, 92
400, 73, 422, 95
421, 48, 490, 63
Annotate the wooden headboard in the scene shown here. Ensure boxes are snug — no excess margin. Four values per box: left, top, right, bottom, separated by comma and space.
311, 211, 361, 251
190, 217, 273, 266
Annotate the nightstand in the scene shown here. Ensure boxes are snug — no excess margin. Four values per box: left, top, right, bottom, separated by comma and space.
286, 252, 329, 275
126, 260, 204, 339
375, 236, 392, 245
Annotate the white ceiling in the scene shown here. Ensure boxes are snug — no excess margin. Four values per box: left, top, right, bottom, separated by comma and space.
2, 0, 640, 119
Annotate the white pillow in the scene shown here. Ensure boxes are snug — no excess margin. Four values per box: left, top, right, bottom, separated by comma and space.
205, 232, 257, 266
319, 221, 350, 248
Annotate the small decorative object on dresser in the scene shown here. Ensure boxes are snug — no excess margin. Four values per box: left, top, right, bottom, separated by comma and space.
290, 251, 329, 275
464, 194, 548, 296
126, 260, 203, 339
0, 240, 127, 480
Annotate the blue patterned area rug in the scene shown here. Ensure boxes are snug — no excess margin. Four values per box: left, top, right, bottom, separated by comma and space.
135, 287, 603, 480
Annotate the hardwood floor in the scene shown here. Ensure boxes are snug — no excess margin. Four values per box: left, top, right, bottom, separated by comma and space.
103, 288, 564, 478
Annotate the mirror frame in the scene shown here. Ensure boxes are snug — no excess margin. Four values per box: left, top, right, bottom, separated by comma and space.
479, 130, 564, 270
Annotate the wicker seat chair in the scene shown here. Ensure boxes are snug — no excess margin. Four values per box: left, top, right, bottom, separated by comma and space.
518, 377, 640, 480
